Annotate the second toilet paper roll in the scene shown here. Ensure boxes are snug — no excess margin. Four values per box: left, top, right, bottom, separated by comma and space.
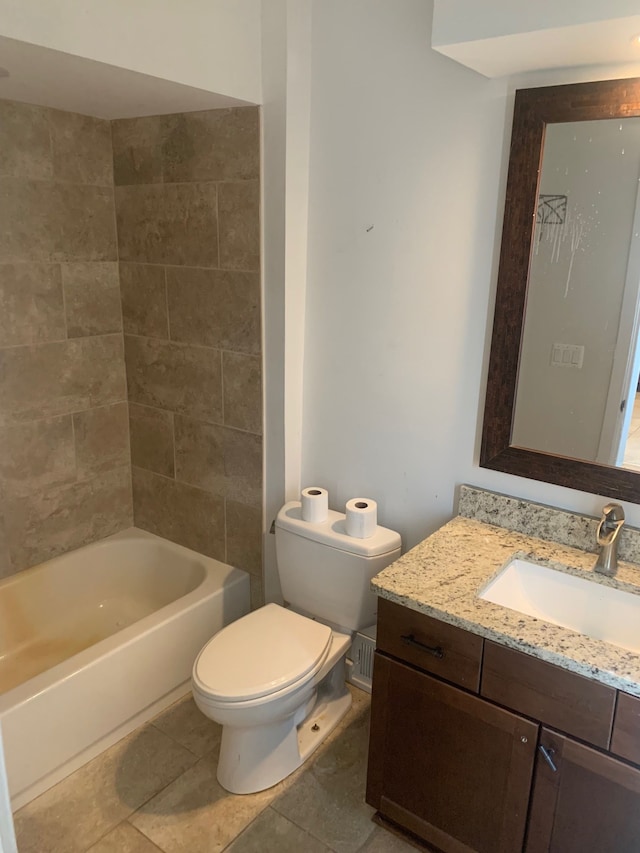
345, 498, 378, 538
301, 487, 329, 523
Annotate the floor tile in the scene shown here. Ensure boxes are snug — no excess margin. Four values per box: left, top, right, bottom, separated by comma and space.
355, 824, 420, 852
87, 821, 164, 852
129, 754, 276, 853
272, 699, 376, 853
226, 806, 332, 852
14, 724, 197, 853
151, 694, 223, 758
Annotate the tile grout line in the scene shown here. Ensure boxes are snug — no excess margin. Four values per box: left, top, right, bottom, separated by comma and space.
0, 399, 129, 428
129, 399, 262, 437
0, 330, 124, 351
123, 330, 261, 360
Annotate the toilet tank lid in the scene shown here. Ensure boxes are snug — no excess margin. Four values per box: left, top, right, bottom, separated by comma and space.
276, 502, 402, 558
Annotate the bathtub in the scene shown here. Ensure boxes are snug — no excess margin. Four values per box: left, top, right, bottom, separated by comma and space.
0, 528, 250, 809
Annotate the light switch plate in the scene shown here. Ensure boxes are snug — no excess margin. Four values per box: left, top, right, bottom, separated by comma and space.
551, 343, 584, 369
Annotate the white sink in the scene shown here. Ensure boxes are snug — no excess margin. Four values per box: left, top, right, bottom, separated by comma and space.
479, 559, 640, 654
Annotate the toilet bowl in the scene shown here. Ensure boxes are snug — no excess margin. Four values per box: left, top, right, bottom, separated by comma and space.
192, 603, 352, 794
192, 499, 402, 794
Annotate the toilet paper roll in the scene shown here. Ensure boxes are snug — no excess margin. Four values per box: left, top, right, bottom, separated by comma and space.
301, 487, 329, 523
345, 498, 378, 538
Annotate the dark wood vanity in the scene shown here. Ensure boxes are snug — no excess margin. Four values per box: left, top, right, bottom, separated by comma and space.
366, 598, 640, 853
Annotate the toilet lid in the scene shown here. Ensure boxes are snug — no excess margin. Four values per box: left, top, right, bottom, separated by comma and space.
193, 603, 333, 702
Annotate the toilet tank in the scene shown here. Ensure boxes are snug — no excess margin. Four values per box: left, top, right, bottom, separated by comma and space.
275, 501, 401, 632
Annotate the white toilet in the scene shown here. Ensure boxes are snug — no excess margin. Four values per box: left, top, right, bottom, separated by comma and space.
191, 499, 401, 794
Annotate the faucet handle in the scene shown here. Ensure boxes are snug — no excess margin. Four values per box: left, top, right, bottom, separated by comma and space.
597, 503, 625, 546
602, 502, 625, 523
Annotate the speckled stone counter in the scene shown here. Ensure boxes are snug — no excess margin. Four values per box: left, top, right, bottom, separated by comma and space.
371, 514, 640, 697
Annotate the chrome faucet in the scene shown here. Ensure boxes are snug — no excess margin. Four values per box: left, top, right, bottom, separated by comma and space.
594, 503, 625, 576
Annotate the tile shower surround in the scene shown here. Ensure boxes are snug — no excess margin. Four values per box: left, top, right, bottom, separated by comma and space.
0, 100, 130, 577
0, 100, 263, 596
112, 107, 263, 595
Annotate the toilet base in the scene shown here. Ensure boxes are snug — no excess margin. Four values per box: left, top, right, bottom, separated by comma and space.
216, 657, 352, 794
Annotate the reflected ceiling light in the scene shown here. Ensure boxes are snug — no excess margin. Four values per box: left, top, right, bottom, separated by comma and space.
631, 34, 640, 46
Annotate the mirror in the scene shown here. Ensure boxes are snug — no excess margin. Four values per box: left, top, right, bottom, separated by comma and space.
481, 77, 640, 502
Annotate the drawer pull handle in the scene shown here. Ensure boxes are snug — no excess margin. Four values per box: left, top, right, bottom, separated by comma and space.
400, 634, 444, 659
538, 744, 558, 773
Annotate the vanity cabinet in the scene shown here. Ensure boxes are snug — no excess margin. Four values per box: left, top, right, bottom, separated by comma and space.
526, 729, 640, 853
367, 653, 537, 853
367, 598, 640, 853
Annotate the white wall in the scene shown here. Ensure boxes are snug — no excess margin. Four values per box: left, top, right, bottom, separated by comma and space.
262, 0, 312, 601
0, 0, 262, 103
299, 0, 640, 552
301, 0, 508, 547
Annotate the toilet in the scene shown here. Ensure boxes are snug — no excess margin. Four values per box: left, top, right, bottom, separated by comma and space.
191, 499, 401, 794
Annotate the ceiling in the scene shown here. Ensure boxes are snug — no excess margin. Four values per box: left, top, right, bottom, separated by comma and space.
0, 35, 251, 118
432, 8, 640, 78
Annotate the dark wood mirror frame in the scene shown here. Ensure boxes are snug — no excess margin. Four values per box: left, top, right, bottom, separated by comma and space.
481, 77, 640, 502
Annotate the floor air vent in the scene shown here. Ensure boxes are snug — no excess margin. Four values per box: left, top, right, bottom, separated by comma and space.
346, 624, 376, 693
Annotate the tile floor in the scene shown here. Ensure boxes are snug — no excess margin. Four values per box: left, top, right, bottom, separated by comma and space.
13, 686, 415, 853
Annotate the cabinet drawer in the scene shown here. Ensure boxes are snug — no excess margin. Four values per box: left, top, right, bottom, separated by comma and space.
611, 692, 640, 765
481, 642, 616, 749
376, 597, 483, 691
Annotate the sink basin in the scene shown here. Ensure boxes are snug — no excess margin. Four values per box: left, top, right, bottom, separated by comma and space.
479, 559, 640, 654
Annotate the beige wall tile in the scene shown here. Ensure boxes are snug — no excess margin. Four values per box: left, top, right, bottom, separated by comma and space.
0, 335, 126, 425
163, 107, 260, 183
0, 415, 75, 498
249, 574, 264, 610
132, 467, 225, 560
74, 403, 130, 478
49, 109, 113, 185
0, 103, 135, 576
125, 335, 222, 423
120, 263, 168, 338
112, 108, 259, 187
62, 262, 122, 337
0, 511, 11, 579
0, 263, 65, 346
129, 403, 175, 477
0, 100, 52, 179
223, 351, 262, 434
174, 416, 262, 506
115, 183, 218, 266
218, 180, 260, 271
0, 178, 117, 262
111, 115, 166, 186
167, 267, 260, 354
4, 465, 132, 571
14, 724, 195, 853
226, 499, 262, 575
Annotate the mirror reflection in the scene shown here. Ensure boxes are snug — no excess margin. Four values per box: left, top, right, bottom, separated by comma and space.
511, 116, 640, 471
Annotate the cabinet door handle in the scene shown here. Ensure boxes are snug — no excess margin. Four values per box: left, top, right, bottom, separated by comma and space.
400, 634, 445, 659
538, 744, 558, 772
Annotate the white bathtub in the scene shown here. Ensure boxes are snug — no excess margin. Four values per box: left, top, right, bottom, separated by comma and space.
0, 528, 250, 809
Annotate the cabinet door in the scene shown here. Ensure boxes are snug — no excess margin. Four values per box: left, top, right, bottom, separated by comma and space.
526, 728, 640, 853
367, 653, 537, 853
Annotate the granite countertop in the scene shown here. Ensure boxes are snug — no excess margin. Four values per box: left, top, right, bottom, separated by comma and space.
371, 515, 640, 697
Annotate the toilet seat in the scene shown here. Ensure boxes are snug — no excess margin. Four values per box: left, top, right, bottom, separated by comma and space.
193, 603, 332, 704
